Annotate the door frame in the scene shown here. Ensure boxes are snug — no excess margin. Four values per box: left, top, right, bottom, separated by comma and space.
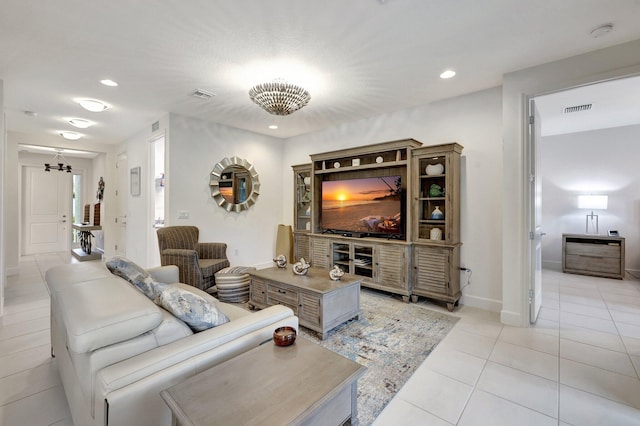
20, 164, 73, 255
523, 73, 640, 326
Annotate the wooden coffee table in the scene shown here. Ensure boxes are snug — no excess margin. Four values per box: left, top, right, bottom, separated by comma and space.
248, 266, 362, 339
161, 338, 366, 425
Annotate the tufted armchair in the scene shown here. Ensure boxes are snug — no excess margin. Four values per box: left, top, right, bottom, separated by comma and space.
157, 226, 230, 292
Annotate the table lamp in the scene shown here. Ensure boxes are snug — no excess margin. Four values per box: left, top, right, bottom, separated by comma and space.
578, 195, 608, 234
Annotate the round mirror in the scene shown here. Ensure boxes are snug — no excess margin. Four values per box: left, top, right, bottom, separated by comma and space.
210, 157, 260, 212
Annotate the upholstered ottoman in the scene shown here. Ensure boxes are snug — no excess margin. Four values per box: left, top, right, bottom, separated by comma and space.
214, 266, 256, 303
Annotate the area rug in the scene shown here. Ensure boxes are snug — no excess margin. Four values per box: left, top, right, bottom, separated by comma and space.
299, 289, 459, 425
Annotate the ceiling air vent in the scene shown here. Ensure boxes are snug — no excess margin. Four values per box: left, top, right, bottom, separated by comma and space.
563, 104, 592, 114
191, 88, 216, 100
151, 121, 160, 132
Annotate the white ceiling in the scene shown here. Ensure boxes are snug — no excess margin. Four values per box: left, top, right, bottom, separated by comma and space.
536, 74, 640, 136
2, 0, 640, 145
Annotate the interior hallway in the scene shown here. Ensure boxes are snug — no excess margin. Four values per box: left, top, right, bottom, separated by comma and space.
2, 254, 640, 425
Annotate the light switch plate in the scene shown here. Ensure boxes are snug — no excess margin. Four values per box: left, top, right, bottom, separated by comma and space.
178, 211, 189, 219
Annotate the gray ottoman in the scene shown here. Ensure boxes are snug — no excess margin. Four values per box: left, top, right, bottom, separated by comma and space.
214, 266, 255, 303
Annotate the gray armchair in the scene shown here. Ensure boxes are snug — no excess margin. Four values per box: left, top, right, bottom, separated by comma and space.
157, 226, 230, 292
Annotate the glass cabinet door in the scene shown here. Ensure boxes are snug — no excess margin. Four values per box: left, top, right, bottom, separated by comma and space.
293, 164, 312, 232
417, 155, 447, 241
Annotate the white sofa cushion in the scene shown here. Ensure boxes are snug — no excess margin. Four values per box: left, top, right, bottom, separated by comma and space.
58, 277, 163, 353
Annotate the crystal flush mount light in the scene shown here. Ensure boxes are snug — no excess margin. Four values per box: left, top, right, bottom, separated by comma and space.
78, 99, 110, 112
248, 79, 311, 116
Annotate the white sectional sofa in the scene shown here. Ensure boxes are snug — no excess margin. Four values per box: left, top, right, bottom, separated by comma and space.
45, 261, 297, 426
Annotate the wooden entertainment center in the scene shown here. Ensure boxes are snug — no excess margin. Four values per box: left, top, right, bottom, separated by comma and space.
292, 139, 463, 310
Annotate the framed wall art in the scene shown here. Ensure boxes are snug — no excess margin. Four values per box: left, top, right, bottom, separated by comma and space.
130, 166, 141, 196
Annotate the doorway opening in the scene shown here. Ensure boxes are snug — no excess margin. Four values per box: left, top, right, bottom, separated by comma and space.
526, 74, 640, 324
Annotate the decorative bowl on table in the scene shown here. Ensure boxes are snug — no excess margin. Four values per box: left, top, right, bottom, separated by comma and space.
273, 326, 297, 346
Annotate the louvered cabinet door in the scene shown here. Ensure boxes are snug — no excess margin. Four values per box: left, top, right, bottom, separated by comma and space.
374, 244, 408, 291
310, 237, 331, 269
299, 292, 321, 329
413, 245, 449, 295
294, 233, 310, 262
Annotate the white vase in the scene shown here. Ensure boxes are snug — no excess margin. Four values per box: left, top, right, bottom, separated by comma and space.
425, 163, 444, 175
430, 228, 442, 240
430, 206, 444, 220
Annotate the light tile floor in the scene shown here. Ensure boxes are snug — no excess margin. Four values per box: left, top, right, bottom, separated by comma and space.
2, 254, 640, 425
375, 268, 640, 425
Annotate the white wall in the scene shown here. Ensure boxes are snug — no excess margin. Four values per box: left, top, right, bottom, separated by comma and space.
122, 115, 170, 266
502, 38, 640, 326
540, 124, 640, 273
282, 87, 504, 312
1, 78, 5, 315
167, 114, 284, 268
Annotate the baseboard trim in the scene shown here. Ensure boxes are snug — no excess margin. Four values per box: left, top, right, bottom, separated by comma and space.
542, 260, 562, 271
460, 293, 502, 313
6, 266, 19, 276
500, 309, 522, 327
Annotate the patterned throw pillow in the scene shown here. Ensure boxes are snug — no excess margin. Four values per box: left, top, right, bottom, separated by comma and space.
154, 283, 230, 332
105, 256, 158, 300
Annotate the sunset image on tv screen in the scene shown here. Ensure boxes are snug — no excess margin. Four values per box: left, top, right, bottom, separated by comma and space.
322, 176, 401, 234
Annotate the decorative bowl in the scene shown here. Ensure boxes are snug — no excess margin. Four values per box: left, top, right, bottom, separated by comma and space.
273, 326, 297, 346
425, 163, 444, 175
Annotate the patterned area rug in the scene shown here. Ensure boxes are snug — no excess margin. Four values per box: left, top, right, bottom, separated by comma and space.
299, 289, 459, 426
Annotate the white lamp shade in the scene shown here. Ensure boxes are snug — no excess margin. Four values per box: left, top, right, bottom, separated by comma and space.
578, 195, 608, 210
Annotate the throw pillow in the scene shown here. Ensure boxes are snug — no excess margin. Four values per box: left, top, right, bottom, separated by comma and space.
154, 283, 230, 332
105, 256, 158, 301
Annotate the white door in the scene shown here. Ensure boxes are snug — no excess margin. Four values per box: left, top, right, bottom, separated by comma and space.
23, 166, 71, 254
528, 99, 544, 323
114, 153, 128, 256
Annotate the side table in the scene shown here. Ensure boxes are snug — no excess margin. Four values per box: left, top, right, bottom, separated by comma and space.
71, 223, 102, 261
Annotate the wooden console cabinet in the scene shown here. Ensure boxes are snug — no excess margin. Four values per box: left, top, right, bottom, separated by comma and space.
562, 233, 625, 279
310, 234, 411, 301
248, 267, 361, 339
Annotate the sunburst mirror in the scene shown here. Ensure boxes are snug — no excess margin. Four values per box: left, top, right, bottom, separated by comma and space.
210, 156, 260, 212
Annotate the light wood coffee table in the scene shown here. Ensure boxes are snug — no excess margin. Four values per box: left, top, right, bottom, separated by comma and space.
160, 338, 366, 425
248, 266, 362, 339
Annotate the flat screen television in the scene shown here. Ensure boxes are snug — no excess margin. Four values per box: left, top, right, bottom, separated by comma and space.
321, 175, 404, 238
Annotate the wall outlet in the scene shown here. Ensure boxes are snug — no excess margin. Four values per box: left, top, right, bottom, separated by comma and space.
178, 211, 189, 220
234, 249, 239, 256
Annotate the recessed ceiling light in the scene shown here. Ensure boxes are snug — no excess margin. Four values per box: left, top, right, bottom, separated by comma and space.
440, 70, 456, 79
100, 79, 118, 87
269, 125, 278, 129
60, 131, 82, 140
68, 118, 94, 129
590, 23, 613, 38
77, 99, 110, 112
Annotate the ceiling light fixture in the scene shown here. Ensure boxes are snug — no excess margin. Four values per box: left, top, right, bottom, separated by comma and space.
440, 70, 456, 79
249, 79, 311, 116
60, 131, 82, 140
268, 125, 278, 130
590, 23, 613, 38
78, 99, 110, 112
68, 118, 94, 128
100, 79, 119, 87
44, 150, 72, 173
